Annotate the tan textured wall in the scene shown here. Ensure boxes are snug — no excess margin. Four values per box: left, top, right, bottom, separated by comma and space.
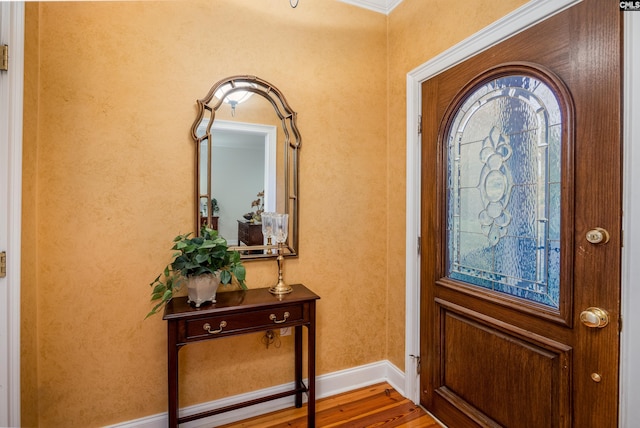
384, 0, 528, 370
22, 1, 387, 426
20, 0, 528, 426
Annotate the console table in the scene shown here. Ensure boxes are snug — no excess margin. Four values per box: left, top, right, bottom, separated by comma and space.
237, 220, 264, 246
163, 284, 320, 427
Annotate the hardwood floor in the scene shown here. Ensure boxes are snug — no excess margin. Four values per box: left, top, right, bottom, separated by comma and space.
218, 383, 442, 428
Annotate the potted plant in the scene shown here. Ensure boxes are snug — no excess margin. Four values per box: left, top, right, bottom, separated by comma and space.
251, 190, 265, 222
146, 226, 246, 318
211, 197, 220, 216
210, 198, 220, 230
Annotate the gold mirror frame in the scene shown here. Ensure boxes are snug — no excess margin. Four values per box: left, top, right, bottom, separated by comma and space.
190, 75, 300, 259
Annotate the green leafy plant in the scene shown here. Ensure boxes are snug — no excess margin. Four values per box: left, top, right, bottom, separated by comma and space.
146, 226, 246, 318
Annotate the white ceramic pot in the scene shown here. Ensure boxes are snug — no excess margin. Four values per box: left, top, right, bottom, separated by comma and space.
186, 273, 220, 307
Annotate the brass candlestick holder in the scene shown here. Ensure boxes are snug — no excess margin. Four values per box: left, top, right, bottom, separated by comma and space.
261, 213, 275, 255
267, 213, 292, 295
269, 242, 292, 295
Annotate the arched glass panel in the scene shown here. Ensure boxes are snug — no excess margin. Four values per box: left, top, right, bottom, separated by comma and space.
446, 75, 562, 308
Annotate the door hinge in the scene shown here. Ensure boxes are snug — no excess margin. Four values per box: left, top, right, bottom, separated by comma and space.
0, 251, 6, 278
417, 115, 422, 135
409, 354, 421, 375
1, 45, 8, 72
417, 236, 421, 255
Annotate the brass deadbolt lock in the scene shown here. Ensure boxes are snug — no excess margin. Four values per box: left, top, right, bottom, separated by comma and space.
586, 227, 610, 245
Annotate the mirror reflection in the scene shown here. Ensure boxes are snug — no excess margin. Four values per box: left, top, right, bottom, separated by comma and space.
197, 120, 277, 245
191, 76, 300, 259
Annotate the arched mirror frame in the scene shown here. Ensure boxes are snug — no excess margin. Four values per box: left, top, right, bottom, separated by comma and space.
190, 75, 300, 259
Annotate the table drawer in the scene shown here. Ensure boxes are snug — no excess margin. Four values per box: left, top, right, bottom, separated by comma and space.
185, 305, 304, 340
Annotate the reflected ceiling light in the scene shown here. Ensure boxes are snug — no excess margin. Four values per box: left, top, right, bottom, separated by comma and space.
214, 82, 256, 116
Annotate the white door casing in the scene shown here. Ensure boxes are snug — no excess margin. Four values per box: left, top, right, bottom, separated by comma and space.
620, 9, 640, 428
0, 4, 7, 422
0, 2, 24, 427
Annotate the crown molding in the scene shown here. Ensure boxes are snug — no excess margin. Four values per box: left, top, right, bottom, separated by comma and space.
339, 0, 403, 15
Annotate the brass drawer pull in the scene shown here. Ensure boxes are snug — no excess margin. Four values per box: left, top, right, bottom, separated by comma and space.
203, 321, 227, 334
269, 312, 290, 324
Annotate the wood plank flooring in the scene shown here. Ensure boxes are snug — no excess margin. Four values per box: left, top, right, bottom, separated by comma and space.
218, 383, 442, 428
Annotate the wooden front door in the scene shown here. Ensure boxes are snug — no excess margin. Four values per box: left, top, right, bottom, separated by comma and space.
420, 1, 622, 427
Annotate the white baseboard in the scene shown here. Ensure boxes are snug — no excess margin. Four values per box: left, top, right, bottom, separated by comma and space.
104, 360, 405, 428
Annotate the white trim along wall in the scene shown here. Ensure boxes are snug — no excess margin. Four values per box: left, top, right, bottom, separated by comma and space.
405, 2, 640, 427
105, 360, 405, 428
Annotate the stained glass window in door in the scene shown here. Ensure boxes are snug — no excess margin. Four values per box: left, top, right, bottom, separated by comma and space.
446, 75, 562, 308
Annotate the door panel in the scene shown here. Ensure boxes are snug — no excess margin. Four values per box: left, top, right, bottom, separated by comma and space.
436, 300, 571, 428
420, 1, 622, 427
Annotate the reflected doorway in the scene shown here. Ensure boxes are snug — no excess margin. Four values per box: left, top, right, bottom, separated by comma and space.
198, 120, 277, 245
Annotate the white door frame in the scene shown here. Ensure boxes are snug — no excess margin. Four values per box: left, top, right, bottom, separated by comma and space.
0, 2, 24, 427
206, 119, 278, 214
404, 1, 640, 426
620, 10, 640, 427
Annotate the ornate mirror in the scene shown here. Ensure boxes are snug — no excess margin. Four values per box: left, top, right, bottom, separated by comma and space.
190, 75, 300, 259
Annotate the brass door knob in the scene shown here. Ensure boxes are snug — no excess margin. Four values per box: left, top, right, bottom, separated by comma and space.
580, 307, 609, 328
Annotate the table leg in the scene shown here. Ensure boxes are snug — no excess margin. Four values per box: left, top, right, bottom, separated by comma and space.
294, 325, 303, 408
308, 302, 316, 427
168, 324, 179, 427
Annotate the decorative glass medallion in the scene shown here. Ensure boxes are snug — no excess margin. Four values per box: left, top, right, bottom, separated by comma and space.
446, 75, 562, 308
